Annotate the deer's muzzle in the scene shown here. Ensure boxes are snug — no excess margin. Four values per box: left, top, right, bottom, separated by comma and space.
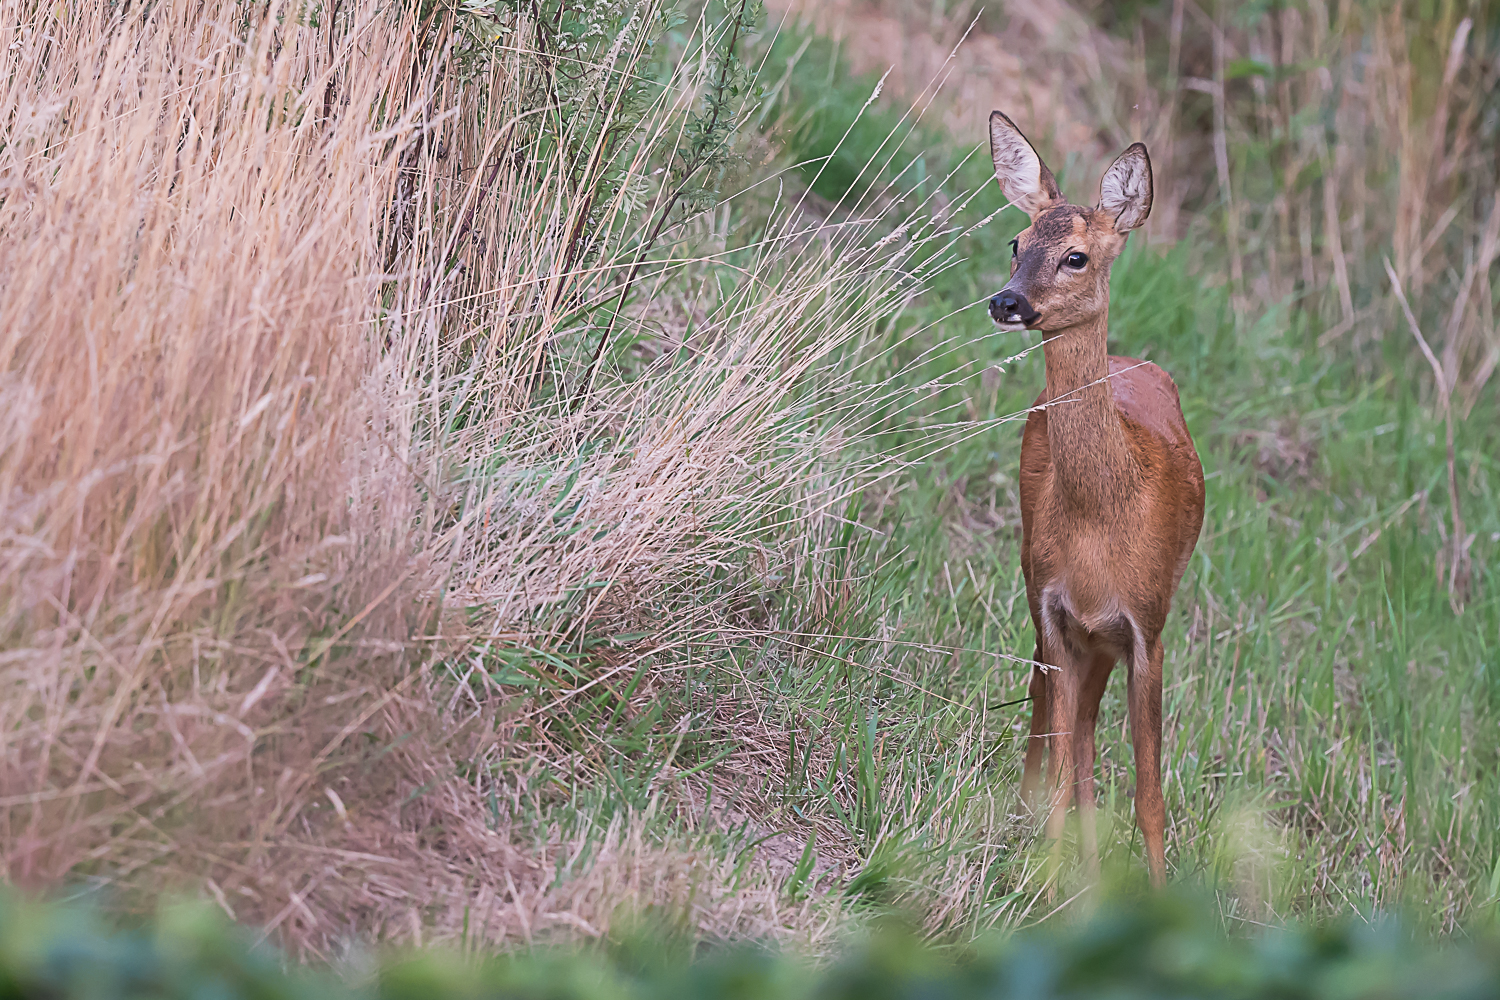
990, 289, 1041, 327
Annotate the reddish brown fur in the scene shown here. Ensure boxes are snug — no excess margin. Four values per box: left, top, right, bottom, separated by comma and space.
988, 112, 1205, 886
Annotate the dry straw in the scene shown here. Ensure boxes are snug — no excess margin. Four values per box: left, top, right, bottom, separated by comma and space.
0, 0, 934, 952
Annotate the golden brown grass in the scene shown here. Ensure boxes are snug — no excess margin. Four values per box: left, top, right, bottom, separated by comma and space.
0, 0, 917, 953
2, 0, 418, 887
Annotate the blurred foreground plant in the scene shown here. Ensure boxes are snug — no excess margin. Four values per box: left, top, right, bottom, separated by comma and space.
3, 889, 1500, 999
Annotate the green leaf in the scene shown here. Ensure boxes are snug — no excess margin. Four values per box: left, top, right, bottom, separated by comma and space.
1225, 58, 1273, 80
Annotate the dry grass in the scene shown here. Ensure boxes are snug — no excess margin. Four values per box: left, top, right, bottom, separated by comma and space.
1, 0, 420, 887
0, 0, 923, 954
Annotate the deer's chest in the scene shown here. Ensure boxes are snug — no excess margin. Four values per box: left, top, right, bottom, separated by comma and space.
1023, 490, 1174, 636
1030, 514, 1127, 615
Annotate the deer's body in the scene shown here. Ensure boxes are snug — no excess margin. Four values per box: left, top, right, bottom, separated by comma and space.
986, 112, 1205, 885
1020, 356, 1202, 657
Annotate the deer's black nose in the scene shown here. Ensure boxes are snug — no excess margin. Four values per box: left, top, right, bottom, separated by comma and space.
989, 290, 1040, 325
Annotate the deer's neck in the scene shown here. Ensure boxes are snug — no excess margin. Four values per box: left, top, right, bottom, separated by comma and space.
1041, 311, 1137, 512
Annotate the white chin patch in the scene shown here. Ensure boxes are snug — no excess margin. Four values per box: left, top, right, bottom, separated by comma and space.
991, 319, 1029, 332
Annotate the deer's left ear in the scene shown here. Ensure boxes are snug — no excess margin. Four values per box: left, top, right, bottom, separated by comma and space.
1098, 142, 1153, 232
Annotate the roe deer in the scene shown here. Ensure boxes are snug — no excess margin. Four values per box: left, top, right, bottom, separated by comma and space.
986, 112, 1205, 887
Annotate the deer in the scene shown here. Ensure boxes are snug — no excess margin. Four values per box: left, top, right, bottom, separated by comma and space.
985, 111, 1205, 887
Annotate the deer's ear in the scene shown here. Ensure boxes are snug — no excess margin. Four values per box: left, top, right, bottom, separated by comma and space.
1098, 142, 1153, 232
989, 111, 1063, 221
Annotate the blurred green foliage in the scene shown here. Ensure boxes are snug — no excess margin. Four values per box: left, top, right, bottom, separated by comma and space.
4, 891, 1500, 999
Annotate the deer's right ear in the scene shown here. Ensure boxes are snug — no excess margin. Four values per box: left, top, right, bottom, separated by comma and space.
989, 111, 1063, 221
1098, 142, 1153, 232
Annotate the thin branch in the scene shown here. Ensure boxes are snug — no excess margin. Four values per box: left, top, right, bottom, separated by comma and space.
570, 0, 753, 412
1384, 256, 1469, 613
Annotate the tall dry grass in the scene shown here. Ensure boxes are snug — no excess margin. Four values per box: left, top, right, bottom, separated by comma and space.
1, 0, 421, 887
0, 0, 919, 952
1159, 4, 1499, 393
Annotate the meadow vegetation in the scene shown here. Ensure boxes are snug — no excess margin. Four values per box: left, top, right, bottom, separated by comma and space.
1, 0, 1497, 961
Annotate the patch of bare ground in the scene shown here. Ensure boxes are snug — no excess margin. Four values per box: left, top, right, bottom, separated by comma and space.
1237, 417, 1321, 491
232, 680, 845, 955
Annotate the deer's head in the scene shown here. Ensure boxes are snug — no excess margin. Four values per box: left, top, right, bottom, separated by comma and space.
986, 111, 1152, 333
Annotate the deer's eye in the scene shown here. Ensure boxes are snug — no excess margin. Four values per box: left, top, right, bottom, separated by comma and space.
1009, 238, 1019, 258
1064, 251, 1089, 269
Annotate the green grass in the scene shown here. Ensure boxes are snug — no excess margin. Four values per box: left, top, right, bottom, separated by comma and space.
491, 25, 1500, 938
755, 32, 1500, 928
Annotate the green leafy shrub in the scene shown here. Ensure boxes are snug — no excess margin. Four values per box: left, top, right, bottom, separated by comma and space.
3, 892, 1499, 999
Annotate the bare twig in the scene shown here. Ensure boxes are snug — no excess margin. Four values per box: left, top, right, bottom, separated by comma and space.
1210, 10, 1244, 318
571, 0, 754, 412
1384, 256, 1470, 613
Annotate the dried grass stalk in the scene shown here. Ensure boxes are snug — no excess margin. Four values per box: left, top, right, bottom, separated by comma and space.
0, 0, 911, 953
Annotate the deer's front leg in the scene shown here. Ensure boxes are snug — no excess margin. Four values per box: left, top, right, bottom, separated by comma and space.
1074, 653, 1114, 880
1044, 650, 1081, 881
1129, 635, 1167, 887
1019, 649, 1049, 811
